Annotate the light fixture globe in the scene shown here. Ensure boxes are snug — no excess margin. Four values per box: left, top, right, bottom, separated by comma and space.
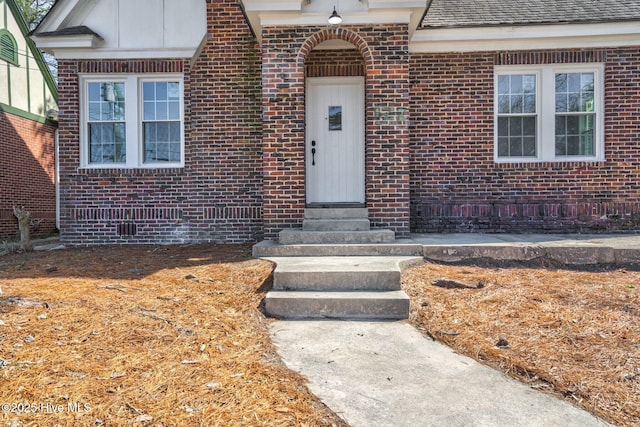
328, 6, 342, 25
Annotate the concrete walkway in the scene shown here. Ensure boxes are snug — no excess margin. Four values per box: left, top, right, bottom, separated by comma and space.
272, 321, 614, 427
409, 233, 640, 265
269, 234, 638, 427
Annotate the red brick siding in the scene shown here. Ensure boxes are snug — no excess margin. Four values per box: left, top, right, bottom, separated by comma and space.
262, 25, 411, 239
0, 111, 57, 237
305, 49, 365, 77
56, 0, 263, 245
409, 47, 640, 233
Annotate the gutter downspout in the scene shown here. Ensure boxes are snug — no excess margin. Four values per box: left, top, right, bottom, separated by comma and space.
55, 128, 60, 231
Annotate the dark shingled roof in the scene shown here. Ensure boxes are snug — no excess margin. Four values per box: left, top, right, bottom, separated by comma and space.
422, 0, 640, 28
35, 25, 103, 39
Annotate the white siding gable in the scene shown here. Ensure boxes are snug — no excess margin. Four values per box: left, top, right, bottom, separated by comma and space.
36, 0, 207, 59
1, 0, 57, 120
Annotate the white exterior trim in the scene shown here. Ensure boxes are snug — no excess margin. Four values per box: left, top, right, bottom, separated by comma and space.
33, 0, 206, 59
35, 0, 98, 34
410, 22, 640, 53
243, 0, 425, 43
47, 48, 200, 60
493, 63, 605, 164
258, 10, 415, 27
31, 34, 103, 51
78, 74, 186, 170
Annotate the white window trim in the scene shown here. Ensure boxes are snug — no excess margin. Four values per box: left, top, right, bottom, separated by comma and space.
79, 74, 185, 169
494, 64, 605, 163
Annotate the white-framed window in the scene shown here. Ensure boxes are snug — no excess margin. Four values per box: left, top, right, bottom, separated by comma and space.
80, 74, 185, 168
494, 64, 604, 163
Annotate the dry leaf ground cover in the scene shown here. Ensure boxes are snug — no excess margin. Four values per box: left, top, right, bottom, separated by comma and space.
0, 244, 345, 427
403, 260, 640, 427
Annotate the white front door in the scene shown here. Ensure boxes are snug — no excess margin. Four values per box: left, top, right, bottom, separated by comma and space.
306, 77, 365, 205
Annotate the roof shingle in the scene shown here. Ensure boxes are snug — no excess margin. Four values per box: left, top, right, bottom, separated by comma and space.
35, 25, 102, 39
422, 0, 640, 28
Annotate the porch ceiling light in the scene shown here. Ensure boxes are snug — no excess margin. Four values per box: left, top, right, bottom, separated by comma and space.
328, 6, 342, 25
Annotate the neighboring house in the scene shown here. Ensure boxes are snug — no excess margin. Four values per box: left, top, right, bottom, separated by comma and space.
31, 0, 640, 245
0, 0, 57, 238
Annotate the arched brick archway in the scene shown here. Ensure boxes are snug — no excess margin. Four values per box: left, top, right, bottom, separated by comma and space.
262, 24, 411, 240
296, 28, 373, 72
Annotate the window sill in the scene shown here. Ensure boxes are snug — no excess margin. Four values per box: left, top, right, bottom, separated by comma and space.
77, 166, 185, 176
494, 157, 605, 165
494, 158, 606, 169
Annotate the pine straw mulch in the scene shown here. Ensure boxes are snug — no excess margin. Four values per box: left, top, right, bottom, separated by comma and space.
403, 259, 640, 427
0, 244, 347, 427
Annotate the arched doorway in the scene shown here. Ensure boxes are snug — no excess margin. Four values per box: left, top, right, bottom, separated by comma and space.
304, 41, 366, 206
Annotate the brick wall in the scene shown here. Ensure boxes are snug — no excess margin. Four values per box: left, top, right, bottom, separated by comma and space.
56, 0, 263, 245
0, 111, 56, 238
262, 25, 411, 239
305, 49, 365, 77
409, 47, 640, 233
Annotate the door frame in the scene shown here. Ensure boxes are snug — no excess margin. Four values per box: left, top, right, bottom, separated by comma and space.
305, 76, 366, 206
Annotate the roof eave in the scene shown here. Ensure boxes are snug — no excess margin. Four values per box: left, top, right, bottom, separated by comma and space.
410, 21, 640, 53
31, 33, 104, 54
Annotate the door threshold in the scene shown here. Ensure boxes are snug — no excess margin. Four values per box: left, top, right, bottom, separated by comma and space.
306, 203, 366, 209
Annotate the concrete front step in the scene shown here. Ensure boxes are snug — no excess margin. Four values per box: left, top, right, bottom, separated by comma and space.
279, 229, 395, 245
302, 218, 371, 231
261, 255, 422, 319
252, 240, 423, 257
266, 256, 422, 291
264, 290, 410, 320
304, 207, 368, 219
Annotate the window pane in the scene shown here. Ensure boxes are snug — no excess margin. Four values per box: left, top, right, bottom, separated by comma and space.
143, 82, 155, 101
168, 101, 180, 120
168, 82, 180, 100
498, 95, 510, 114
523, 95, 536, 114
498, 117, 509, 137
88, 83, 125, 121
156, 102, 168, 120
510, 95, 522, 114
555, 114, 595, 156
498, 74, 536, 114
114, 100, 126, 121
156, 82, 168, 100
88, 83, 101, 101
511, 116, 522, 135
556, 93, 567, 113
555, 72, 594, 113
497, 116, 537, 158
523, 75, 536, 94
89, 123, 126, 163
509, 137, 523, 157
511, 75, 522, 93
141, 81, 182, 164
523, 137, 536, 156
568, 73, 581, 92
522, 116, 536, 136
88, 103, 101, 121
144, 101, 155, 121
157, 122, 170, 142
169, 122, 180, 142
498, 137, 509, 157
86, 82, 126, 164
144, 122, 181, 163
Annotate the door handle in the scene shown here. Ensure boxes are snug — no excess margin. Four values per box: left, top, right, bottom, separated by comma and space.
311, 140, 316, 166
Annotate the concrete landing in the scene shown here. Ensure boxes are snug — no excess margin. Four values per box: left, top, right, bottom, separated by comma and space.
279, 229, 396, 245
271, 320, 614, 427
